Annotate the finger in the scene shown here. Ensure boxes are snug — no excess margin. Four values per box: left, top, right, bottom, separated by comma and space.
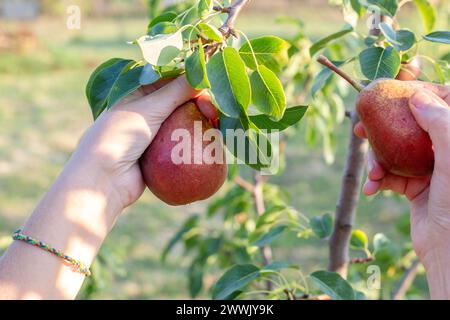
132, 76, 200, 123
363, 179, 382, 196
353, 122, 367, 139
140, 78, 175, 95
196, 93, 219, 121
411, 81, 450, 105
367, 150, 386, 181
409, 89, 450, 164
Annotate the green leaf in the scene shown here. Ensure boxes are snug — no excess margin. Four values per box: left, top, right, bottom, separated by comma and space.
147, 11, 177, 31
255, 205, 287, 228
137, 30, 184, 66
423, 31, 450, 44
312, 60, 349, 96
379, 23, 416, 52
250, 105, 309, 131
207, 48, 251, 118
366, 0, 398, 17
86, 58, 141, 120
359, 46, 401, 80
350, 0, 365, 16
310, 213, 333, 239
262, 261, 299, 272
219, 114, 273, 170
309, 24, 353, 57
106, 62, 143, 109
413, 0, 436, 33
198, 0, 212, 18
435, 60, 450, 84
188, 259, 204, 298
350, 229, 369, 250
239, 36, 290, 73
161, 215, 199, 262
186, 41, 210, 89
198, 23, 223, 42
251, 225, 287, 247
139, 64, 161, 85
250, 65, 286, 121
148, 21, 178, 37
310, 271, 356, 300
212, 264, 261, 300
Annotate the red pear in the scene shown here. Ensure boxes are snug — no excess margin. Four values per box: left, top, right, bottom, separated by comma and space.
356, 79, 434, 177
396, 57, 421, 81
140, 102, 227, 206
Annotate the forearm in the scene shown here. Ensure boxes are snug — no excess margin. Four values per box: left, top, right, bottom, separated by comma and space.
423, 249, 450, 300
0, 160, 122, 299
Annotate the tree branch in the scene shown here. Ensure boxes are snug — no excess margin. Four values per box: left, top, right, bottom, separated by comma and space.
215, 0, 250, 39
329, 111, 368, 277
234, 176, 254, 193
253, 172, 273, 291
392, 259, 421, 300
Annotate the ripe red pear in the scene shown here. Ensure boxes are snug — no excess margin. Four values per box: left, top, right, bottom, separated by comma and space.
140, 102, 227, 206
356, 79, 434, 177
396, 57, 421, 81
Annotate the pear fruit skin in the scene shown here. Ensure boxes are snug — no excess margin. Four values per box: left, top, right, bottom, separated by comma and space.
140, 102, 227, 206
396, 58, 421, 81
356, 79, 434, 177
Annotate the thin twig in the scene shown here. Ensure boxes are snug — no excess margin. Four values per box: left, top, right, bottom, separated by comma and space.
253, 172, 273, 291
317, 55, 363, 92
392, 259, 421, 300
328, 111, 368, 277
215, 0, 250, 39
234, 176, 254, 193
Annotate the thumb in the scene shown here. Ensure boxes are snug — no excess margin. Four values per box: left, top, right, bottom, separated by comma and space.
409, 89, 450, 153
130, 76, 200, 125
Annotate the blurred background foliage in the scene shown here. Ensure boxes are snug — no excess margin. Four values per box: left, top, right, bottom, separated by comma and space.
0, 0, 448, 299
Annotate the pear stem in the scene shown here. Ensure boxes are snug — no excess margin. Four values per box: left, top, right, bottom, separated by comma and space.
317, 55, 363, 92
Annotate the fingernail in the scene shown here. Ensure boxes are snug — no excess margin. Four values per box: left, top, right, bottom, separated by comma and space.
367, 157, 374, 172
410, 91, 433, 109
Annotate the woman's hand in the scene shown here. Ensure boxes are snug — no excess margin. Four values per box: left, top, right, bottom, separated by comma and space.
356, 84, 450, 299
0, 76, 216, 299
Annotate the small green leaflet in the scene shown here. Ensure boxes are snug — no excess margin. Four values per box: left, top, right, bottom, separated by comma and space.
379, 22, 416, 52
185, 40, 210, 89
148, 21, 178, 37
212, 264, 261, 300
310, 271, 356, 300
207, 47, 251, 118
137, 30, 184, 66
147, 11, 177, 31
239, 36, 290, 73
250, 65, 286, 121
423, 31, 450, 44
198, 23, 223, 42
309, 24, 353, 57
86, 58, 142, 120
249, 105, 309, 132
309, 213, 333, 239
359, 46, 401, 80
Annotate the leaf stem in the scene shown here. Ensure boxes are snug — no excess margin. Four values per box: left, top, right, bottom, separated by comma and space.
317, 55, 363, 92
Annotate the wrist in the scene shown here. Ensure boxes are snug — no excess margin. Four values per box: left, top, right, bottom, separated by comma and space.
421, 248, 450, 299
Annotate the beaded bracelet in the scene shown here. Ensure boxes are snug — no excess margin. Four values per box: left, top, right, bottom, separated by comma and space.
12, 229, 91, 277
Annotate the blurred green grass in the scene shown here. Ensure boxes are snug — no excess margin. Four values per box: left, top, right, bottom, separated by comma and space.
0, 1, 447, 299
